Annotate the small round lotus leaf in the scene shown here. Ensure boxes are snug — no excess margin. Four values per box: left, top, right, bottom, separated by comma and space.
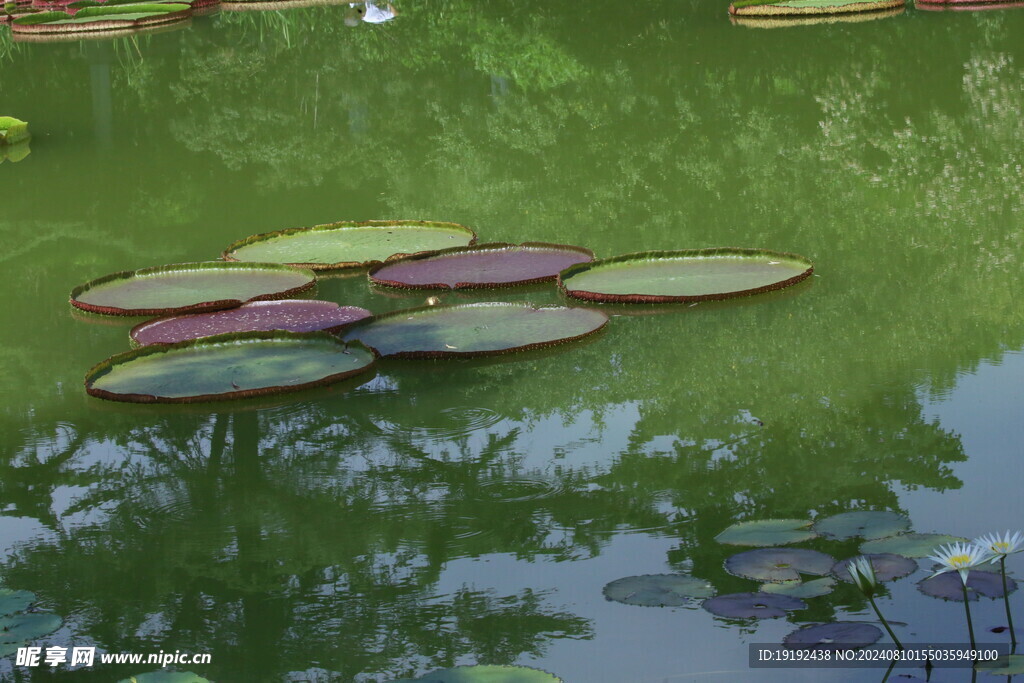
832, 554, 917, 583
603, 574, 716, 607
715, 519, 816, 546
759, 577, 837, 599
860, 533, 967, 558
117, 673, 211, 683
389, 665, 563, 682
702, 592, 807, 619
976, 655, 1024, 675
0, 612, 62, 643
812, 511, 911, 541
725, 548, 836, 583
783, 622, 882, 651
917, 571, 1017, 602
341, 303, 608, 358
0, 589, 34, 617
86, 332, 376, 403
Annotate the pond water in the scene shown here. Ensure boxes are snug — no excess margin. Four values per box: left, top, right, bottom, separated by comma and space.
2, 1, 1024, 681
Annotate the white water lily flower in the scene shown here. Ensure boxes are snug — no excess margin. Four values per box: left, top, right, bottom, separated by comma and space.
928, 542, 992, 584
848, 556, 878, 596
974, 531, 1024, 557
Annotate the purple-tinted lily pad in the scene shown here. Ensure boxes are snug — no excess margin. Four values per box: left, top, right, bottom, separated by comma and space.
715, 518, 816, 546
340, 302, 608, 359
783, 622, 883, 651
860, 533, 966, 558
602, 574, 716, 607
725, 548, 836, 583
759, 578, 836, 599
832, 554, 917, 583
917, 571, 1017, 602
70, 262, 316, 317
702, 592, 806, 619
812, 511, 911, 541
85, 331, 376, 403
368, 242, 594, 290
558, 248, 813, 304
130, 300, 371, 346
222, 220, 477, 271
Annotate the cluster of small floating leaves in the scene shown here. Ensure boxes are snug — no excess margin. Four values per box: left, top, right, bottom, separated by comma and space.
72, 218, 813, 403
0, 588, 62, 659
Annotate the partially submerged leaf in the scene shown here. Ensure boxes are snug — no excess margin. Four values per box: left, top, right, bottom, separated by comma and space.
918, 571, 1017, 602
976, 655, 1024, 675
603, 574, 716, 607
85, 332, 376, 403
341, 302, 608, 358
70, 262, 316, 317
558, 248, 813, 304
223, 220, 477, 270
832, 554, 917, 583
715, 518, 816, 546
725, 548, 835, 582
389, 665, 563, 682
760, 577, 836, 599
812, 511, 910, 541
130, 300, 371, 345
0, 589, 35, 617
369, 242, 593, 290
860, 533, 967, 558
702, 592, 806, 619
0, 612, 62, 643
0, 116, 30, 145
783, 622, 882, 650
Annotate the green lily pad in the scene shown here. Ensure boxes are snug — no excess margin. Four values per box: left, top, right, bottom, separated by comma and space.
12, 3, 190, 32
702, 592, 807, 619
725, 548, 835, 582
558, 248, 813, 304
603, 574, 716, 606
759, 577, 837, 599
860, 533, 967, 558
0, 590, 35, 617
118, 673, 211, 683
223, 220, 477, 270
0, 612, 62, 643
0, 116, 29, 145
783, 622, 882, 650
340, 303, 608, 358
390, 665, 562, 682
832, 554, 917, 583
976, 655, 1024, 675
70, 262, 316, 317
715, 519, 816, 546
85, 331, 376, 403
812, 511, 911, 541
369, 242, 594, 290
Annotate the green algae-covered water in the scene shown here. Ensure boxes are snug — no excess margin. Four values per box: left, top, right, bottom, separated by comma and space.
2, 2, 1024, 680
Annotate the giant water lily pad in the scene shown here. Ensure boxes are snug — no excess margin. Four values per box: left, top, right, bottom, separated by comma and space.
0, 590, 35, 617
917, 571, 1017, 602
0, 612, 62, 643
715, 519, 816, 546
760, 578, 836, 599
813, 511, 911, 541
976, 655, 1024, 675
725, 548, 835, 582
390, 665, 562, 682
558, 248, 813, 304
130, 300, 371, 346
730, 6, 904, 26
784, 622, 883, 650
369, 242, 594, 290
341, 303, 608, 358
11, 2, 190, 32
70, 262, 316, 317
729, 0, 904, 16
0, 116, 29, 145
603, 574, 716, 606
702, 592, 806, 619
832, 554, 917, 583
860, 533, 966, 558
222, 220, 477, 270
85, 331, 376, 403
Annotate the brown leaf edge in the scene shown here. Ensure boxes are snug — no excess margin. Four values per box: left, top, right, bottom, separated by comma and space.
84, 331, 376, 404
339, 301, 609, 359
69, 261, 317, 317
557, 247, 814, 304
367, 241, 595, 290
221, 219, 478, 271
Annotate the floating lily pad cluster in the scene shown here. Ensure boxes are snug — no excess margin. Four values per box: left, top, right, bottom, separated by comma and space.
602, 510, 1018, 657
0, 589, 62, 659
72, 217, 813, 403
